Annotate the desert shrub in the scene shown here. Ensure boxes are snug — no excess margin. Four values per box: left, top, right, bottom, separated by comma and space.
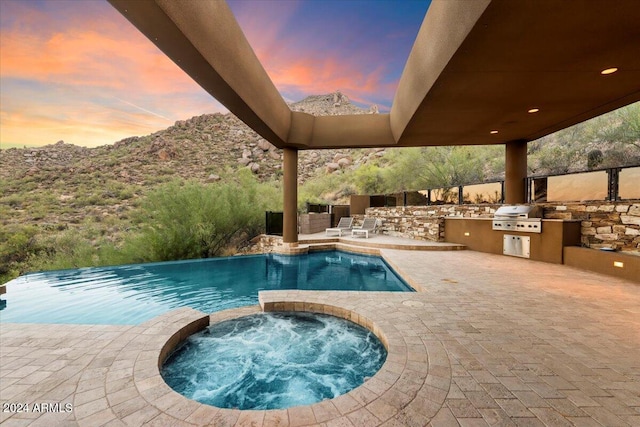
353, 163, 386, 194
587, 149, 604, 169
0, 225, 41, 284
298, 172, 355, 208
381, 146, 491, 192
121, 170, 281, 262
27, 231, 106, 272
2, 193, 25, 208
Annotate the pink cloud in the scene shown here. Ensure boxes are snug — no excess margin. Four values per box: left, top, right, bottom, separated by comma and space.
266, 55, 396, 109
230, 3, 399, 110
0, 1, 224, 147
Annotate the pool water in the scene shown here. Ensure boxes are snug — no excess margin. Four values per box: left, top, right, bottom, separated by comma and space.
161, 312, 387, 410
0, 251, 411, 325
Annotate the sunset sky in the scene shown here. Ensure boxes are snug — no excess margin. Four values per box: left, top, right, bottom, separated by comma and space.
0, 0, 430, 148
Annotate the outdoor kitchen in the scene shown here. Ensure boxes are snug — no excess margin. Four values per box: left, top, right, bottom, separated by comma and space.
445, 205, 581, 264
357, 203, 582, 265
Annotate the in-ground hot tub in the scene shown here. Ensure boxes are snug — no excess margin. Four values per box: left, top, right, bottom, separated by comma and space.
161, 311, 387, 410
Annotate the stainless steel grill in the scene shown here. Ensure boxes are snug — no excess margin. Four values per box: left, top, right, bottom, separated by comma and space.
492, 205, 542, 233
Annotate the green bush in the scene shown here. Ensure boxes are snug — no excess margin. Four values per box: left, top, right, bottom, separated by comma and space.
298, 171, 354, 209
27, 231, 106, 272
121, 170, 281, 262
0, 225, 40, 283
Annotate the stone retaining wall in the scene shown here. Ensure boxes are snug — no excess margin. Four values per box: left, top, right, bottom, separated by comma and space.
354, 209, 446, 242
542, 202, 640, 250
364, 201, 640, 251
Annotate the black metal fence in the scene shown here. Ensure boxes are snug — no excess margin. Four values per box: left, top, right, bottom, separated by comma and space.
306, 203, 329, 213
265, 211, 283, 236
266, 165, 638, 234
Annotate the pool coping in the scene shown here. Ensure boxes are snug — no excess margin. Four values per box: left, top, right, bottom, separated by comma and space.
273, 239, 465, 256
122, 290, 451, 427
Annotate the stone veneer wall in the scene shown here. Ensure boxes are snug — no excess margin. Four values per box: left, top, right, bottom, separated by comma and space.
542, 202, 640, 251
363, 201, 640, 252
353, 210, 446, 242
299, 213, 330, 234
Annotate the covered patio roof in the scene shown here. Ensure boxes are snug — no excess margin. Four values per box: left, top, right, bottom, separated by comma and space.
110, 0, 640, 150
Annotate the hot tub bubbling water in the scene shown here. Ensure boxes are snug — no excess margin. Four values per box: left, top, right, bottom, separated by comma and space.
161, 312, 387, 410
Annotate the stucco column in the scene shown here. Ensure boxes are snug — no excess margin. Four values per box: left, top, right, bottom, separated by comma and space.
505, 140, 528, 204
283, 147, 298, 245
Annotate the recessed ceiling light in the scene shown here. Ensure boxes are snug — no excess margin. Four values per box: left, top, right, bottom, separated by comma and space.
601, 67, 618, 75
528, 108, 539, 113
490, 130, 498, 134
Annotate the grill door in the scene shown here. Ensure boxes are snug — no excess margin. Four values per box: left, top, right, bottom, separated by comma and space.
503, 235, 531, 258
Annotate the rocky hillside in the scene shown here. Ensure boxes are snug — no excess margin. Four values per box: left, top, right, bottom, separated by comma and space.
0, 92, 387, 229
0, 91, 386, 182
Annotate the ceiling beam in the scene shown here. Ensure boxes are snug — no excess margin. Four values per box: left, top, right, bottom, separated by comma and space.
108, 0, 291, 147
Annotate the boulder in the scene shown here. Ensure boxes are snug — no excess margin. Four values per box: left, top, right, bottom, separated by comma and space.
157, 149, 172, 161
257, 140, 273, 151
269, 150, 281, 160
326, 162, 340, 172
337, 158, 351, 167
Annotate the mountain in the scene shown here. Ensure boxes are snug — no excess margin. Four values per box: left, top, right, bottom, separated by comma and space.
0, 92, 386, 229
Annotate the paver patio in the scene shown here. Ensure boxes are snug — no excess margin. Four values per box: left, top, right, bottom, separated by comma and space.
1, 248, 639, 426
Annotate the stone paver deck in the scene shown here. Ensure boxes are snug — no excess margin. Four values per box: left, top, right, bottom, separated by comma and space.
1, 249, 639, 426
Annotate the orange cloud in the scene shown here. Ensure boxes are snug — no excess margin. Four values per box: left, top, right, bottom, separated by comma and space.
0, 109, 163, 148
1, 26, 198, 95
0, 1, 224, 148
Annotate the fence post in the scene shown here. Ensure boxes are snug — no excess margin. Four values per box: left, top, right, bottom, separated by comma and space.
458, 185, 463, 205
427, 189, 431, 206
607, 168, 620, 201
500, 181, 505, 204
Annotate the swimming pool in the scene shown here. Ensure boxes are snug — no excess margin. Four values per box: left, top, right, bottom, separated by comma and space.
0, 251, 412, 325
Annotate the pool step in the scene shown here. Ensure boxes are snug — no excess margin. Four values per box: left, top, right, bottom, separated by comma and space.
273, 240, 465, 256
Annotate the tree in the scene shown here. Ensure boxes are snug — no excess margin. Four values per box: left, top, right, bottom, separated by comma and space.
124, 170, 281, 262
381, 146, 487, 191
591, 103, 640, 149
353, 163, 385, 194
